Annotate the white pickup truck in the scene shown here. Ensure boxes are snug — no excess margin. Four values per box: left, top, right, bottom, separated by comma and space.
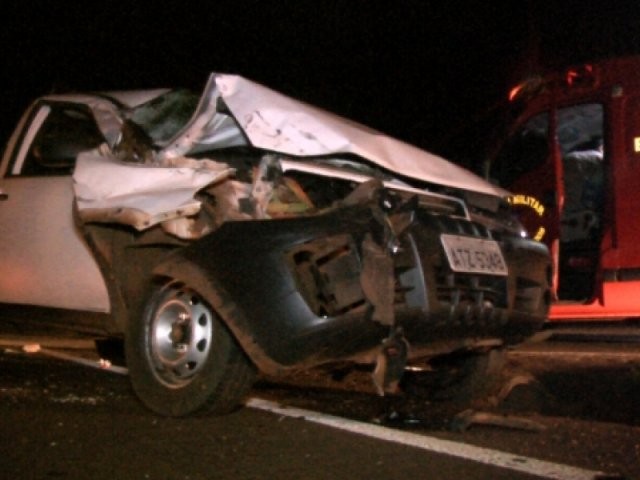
0, 74, 551, 416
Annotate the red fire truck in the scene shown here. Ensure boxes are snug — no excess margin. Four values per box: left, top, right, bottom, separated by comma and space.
488, 55, 640, 324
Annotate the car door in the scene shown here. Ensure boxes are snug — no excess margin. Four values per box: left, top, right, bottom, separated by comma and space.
0, 101, 110, 312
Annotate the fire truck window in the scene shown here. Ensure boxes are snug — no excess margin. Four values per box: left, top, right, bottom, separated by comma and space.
557, 104, 604, 244
490, 112, 549, 187
556, 103, 604, 301
556, 103, 603, 155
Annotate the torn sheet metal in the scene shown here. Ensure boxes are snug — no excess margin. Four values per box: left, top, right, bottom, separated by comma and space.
71, 72, 504, 234
360, 232, 395, 326
372, 328, 409, 395
73, 151, 232, 230
160, 73, 510, 198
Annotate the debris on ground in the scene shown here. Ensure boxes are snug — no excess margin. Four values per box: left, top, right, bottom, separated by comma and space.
451, 408, 547, 432
371, 409, 422, 427
493, 373, 539, 404
21, 344, 129, 375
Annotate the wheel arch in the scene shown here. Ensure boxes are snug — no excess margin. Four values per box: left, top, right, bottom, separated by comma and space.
80, 221, 185, 335
152, 254, 284, 375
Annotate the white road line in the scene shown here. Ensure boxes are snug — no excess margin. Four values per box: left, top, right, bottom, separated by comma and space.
247, 397, 609, 480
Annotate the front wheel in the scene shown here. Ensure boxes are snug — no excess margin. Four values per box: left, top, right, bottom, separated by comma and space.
125, 280, 256, 416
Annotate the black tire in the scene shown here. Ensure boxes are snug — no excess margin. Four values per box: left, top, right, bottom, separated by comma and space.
125, 280, 256, 417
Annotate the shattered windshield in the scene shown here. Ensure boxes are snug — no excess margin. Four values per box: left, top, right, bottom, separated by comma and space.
128, 89, 200, 146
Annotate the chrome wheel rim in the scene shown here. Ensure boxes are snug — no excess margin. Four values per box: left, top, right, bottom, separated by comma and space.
148, 286, 213, 387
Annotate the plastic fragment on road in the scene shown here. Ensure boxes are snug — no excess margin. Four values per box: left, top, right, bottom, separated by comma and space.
451, 409, 547, 433
22, 343, 41, 353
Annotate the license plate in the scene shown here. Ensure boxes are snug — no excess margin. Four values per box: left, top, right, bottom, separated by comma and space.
440, 234, 508, 276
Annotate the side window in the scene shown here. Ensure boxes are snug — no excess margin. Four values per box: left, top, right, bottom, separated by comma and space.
490, 112, 550, 188
19, 105, 104, 176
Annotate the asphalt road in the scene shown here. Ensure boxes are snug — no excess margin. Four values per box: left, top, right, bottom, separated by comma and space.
0, 351, 537, 480
1, 333, 638, 480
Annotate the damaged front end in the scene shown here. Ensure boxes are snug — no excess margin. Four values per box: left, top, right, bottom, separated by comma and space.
146, 176, 550, 395
68, 74, 550, 397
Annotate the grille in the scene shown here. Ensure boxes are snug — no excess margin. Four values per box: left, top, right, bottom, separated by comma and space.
430, 215, 493, 239
436, 269, 507, 307
429, 215, 508, 323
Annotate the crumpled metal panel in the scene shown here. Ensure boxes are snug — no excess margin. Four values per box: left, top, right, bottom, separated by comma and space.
161, 73, 509, 198
73, 151, 232, 230
72, 73, 506, 233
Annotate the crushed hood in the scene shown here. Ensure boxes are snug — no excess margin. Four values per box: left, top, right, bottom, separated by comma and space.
159, 74, 509, 198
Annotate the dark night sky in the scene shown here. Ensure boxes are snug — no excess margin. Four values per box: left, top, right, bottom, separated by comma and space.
2, 1, 640, 165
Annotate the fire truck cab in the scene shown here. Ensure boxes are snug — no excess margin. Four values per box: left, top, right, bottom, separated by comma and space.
489, 55, 640, 323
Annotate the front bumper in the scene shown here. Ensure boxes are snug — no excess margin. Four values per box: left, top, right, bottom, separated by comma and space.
154, 199, 551, 375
